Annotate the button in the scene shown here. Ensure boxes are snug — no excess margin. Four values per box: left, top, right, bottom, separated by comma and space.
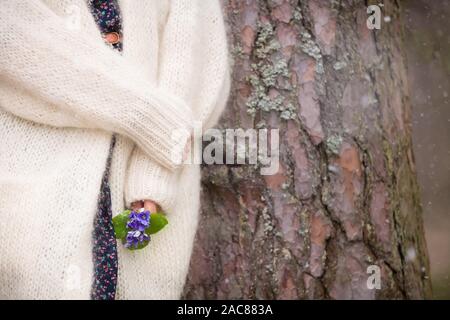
104, 32, 121, 44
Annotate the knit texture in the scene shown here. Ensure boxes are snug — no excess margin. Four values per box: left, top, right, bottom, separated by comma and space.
0, 0, 230, 299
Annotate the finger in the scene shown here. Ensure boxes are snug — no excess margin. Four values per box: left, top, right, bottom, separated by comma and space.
143, 200, 158, 213
131, 201, 144, 211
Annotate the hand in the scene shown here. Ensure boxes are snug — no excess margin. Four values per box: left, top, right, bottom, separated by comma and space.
130, 199, 159, 213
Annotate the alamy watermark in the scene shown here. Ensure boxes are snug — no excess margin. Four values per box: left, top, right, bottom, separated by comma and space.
64, 5, 81, 31
172, 122, 280, 176
65, 264, 81, 291
367, 3, 392, 30
367, 265, 381, 290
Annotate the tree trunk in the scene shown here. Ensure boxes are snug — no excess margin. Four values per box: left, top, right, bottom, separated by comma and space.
182, 0, 432, 299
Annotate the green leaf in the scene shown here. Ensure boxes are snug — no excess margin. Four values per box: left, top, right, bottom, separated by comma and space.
112, 210, 130, 239
146, 212, 169, 235
124, 238, 150, 251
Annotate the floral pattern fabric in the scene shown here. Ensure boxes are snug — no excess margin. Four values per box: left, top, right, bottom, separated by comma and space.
88, 0, 122, 300
87, 0, 122, 51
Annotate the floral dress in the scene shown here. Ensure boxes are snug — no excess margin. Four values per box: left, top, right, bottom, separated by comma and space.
87, 0, 122, 300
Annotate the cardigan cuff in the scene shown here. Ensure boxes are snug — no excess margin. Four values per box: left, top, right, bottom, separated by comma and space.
114, 87, 193, 172
125, 147, 181, 212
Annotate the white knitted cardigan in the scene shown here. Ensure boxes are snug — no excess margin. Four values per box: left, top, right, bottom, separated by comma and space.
0, 0, 230, 299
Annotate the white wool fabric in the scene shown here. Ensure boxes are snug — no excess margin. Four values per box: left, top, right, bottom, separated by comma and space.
0, 0, 230, 299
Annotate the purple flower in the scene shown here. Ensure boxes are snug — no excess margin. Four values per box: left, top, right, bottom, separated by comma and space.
126, 209, 150, 232
123, 209, 151, 249
125, 230, 150, 249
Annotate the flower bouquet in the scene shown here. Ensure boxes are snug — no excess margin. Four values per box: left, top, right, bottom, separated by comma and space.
112, 208, 168, 250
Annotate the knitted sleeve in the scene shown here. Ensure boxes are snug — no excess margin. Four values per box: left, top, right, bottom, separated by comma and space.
124, 0, 231, 210
0, 0, 192, 171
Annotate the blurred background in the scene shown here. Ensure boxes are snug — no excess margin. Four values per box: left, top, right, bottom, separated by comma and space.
403, 0, 450, 299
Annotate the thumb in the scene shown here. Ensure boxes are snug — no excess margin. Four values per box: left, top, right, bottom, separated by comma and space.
143, 200, 158, 213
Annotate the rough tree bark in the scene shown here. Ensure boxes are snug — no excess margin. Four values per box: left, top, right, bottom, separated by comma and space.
183, 0, 432, 299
